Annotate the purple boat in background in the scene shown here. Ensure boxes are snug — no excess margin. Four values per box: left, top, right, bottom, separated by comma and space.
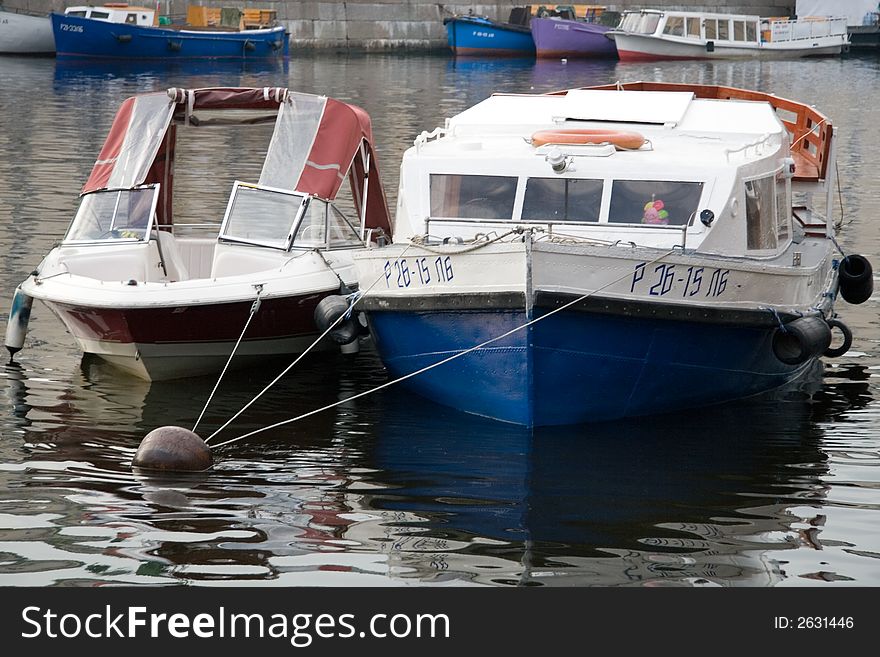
531, 17, 617, 58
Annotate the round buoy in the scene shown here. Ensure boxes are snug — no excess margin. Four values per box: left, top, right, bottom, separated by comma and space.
132, 426, 213, 472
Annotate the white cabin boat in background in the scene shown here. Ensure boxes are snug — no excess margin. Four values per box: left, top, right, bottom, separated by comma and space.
0, 7, 54, 54
350, 82, 872, 427
607, 9, 849, 61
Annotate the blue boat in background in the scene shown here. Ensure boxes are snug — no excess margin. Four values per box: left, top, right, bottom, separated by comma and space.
51, 4, 288, 60
444, 8, 535, 56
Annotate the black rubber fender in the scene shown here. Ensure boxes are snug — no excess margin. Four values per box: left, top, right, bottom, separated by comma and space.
824, 318, 853, 358
772, 316, 832, 365
314, 295, 359, 345
838, 254, 873, 305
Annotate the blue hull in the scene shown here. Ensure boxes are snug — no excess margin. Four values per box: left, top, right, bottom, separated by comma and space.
444, 17, 535, 56
51, 14, 288, 60
368, 307, 810, 426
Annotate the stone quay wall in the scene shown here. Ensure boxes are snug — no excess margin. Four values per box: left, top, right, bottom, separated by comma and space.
5, 1, 798, 50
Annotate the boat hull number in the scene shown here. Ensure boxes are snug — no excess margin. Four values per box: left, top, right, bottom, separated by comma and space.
383, 256, 454, 288
631, 262, 730, 298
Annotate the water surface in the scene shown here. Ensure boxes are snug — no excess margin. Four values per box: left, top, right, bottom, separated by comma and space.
0, 52, 878, 586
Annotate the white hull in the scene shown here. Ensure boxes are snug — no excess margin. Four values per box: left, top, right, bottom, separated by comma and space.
612, 32, 846, 60
354, 235, 837, 318
0, 10, 54, 54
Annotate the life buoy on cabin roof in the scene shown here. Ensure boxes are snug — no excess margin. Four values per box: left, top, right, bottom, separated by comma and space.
530, 128, 646, 150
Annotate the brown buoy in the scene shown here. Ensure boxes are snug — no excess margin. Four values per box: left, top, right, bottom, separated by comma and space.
132, 426, 213, 472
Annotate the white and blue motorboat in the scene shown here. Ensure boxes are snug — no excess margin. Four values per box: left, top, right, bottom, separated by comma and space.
51, 4, 288, 60
350, 82, 872, 426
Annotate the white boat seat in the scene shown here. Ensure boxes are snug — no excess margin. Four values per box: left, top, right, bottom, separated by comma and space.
156, 230, 189, 281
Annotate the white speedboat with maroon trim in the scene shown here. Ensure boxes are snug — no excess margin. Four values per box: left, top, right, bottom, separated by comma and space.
351, 82, 872, 426
5, 86, 391, 380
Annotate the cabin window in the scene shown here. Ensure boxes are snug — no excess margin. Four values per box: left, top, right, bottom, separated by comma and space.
733, 21, 747, 41
717, 20, 729, 40
327, 204, 363, 248
66, 10, 87, 17
746, 22, 757, 41
608, 181, 703, 226
125, 13, 138, 24
662, 16, 685, 36
221, 184, 305, 250
704, 19, 717, 39
65, 187, 157, 243
430, 174, 517, 220
745, 176, 777, 250
775, 173, 790, 242
521, 178, 603, 223
686, 17, 700, 37
91, 10, 111, 19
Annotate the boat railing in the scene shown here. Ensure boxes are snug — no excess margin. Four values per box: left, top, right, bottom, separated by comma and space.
576, 82, 833, 183
766, 17, 847, 42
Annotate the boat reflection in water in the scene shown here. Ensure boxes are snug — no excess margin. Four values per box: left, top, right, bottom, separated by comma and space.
1, 351, 871, 585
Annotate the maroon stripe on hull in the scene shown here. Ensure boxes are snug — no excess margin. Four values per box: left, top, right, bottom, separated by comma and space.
617, 50, 706, 62
50, 293, 328, 344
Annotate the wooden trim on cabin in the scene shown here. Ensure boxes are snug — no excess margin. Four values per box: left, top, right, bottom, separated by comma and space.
565, 82, 832, 184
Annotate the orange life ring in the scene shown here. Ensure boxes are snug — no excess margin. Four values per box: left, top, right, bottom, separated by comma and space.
531, 128, 645, 150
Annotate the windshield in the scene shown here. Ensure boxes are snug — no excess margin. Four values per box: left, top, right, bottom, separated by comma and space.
220, 183, 307, 250
619, 12, 661, 34
64, 186, 157, 243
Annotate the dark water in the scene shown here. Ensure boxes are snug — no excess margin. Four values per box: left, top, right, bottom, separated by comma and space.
1, 53, 879, 586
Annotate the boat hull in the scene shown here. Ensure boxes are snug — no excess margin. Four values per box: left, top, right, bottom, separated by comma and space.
51, 13, 288, 60
0, 9, 54, 54
444, 17, 535, 56
366, 302, 811, 426
611, 32, 846, 61
354, 237, 836, 426
40, 292, 333, 381
530, 18, 616, 58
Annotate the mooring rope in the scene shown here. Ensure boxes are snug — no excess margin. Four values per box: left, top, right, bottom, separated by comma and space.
203, 241, 419, 444
192, 284, 263, 433
208, 245, 676, 451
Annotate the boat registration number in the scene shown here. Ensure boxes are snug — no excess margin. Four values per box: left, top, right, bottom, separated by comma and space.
630, 262, 731, 298
383, 256, 455, 288
59, 23, 84, 33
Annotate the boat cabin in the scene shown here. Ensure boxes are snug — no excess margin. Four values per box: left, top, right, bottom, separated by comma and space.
401, 85, 835, 259
63, 4, 156, 26
615, 9, 847, 44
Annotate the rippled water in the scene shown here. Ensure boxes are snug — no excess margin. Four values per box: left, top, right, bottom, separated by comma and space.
1, 53, 879, 587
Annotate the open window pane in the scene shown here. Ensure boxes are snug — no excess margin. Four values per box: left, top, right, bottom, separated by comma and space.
522, 178, 603, 222
221, 183, 305, 250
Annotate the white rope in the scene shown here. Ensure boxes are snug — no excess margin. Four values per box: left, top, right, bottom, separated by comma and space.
209, 245, 676, 450
204, 241, 417, 444
192, 285, 263, 434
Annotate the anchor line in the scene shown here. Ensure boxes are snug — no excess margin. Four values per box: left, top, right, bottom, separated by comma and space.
208, 245, 677, 450
192, 284, 264, 434
204, 241, 417, 445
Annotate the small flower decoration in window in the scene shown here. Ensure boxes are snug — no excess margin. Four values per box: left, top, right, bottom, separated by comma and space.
642, 199, 669, 225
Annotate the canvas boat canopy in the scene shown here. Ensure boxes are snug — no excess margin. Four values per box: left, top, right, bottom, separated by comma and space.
82, 86, 391, 236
